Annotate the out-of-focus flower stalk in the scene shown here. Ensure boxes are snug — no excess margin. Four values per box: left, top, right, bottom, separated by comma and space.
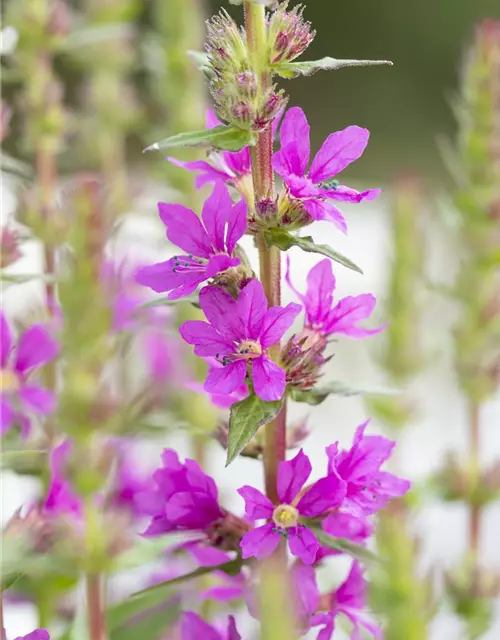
366, 179, 431, 639
449, 20, 500, 637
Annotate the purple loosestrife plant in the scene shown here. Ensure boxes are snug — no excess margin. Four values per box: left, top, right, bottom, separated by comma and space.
180, 613, 240, 640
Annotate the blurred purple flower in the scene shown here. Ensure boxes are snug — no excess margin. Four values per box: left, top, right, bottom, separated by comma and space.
273, 107, 380, 231
310, 561, 382, 639
110, 442, 155, 518
14, 631, 50, 640
185, 374, 249, 409
180, 612, 240, 640
286, 258, 385, 339
238, 449, 346, 564
1, 313, 59, 436
327, 420, 410, 515
136, 183, 247, 300
44, 440, 82, 517
180, 280, 301, 401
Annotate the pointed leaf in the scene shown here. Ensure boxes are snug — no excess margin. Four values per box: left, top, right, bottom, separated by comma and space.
227, 394, 283, 466
274, 57, 393, 78
309, 525, 379, 564
144, 125, 257, 153
290, 382, 399, 406
263, 230, 362, 274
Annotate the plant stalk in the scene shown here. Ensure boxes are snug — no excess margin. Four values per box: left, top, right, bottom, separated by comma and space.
468, 401, 481, 559
86, 574, 107, 640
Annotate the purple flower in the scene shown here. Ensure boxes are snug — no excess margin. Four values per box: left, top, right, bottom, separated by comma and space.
180, 612, 240, 640
14, 631, 50, 640
168, 110, 251, 191
180, 280, 301, 401
1, 313, 59, 436
272, 107, 380, 231
238, 449, 346, 564
286, 258, 385, 339
136, 449, 225, 537
136, 182, 247, 300
327, 420, 410, 515
44, 440, 82, 517
109, 442, 155, 519
310, 561, 382, 639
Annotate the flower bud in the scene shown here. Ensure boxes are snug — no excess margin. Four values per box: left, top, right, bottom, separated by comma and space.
281, 330, 331, 390
268, 3, 315, 64
0, 226, 23, 268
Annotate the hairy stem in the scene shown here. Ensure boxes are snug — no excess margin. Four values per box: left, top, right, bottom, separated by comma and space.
469, 402, 481, 559
86, 574, 107, 640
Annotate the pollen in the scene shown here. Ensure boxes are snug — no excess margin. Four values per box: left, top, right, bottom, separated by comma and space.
272, 504, 299, 528
1, 369, 20, 393
236, 340, 262, 359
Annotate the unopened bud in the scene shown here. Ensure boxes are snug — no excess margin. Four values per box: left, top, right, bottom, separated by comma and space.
268, 3, 315, 64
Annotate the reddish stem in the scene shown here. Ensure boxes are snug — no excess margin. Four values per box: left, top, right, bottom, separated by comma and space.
86, 574, 107, 640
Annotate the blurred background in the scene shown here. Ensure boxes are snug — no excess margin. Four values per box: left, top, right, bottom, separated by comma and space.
1, 0, 500, 638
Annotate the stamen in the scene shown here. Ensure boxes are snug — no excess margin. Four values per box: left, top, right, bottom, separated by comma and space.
170, 255, 208, 274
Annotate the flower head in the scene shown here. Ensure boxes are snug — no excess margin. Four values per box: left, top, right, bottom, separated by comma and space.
136, 183, 248, 300
180, 612, 240, 640
238, 449, 346, 564
180, 280, 301, 401
286, 258, 385, 339
311, 561, 382, 639
273, 107, 380, 231
1, 314, 59, 436
327, 420, 410, 515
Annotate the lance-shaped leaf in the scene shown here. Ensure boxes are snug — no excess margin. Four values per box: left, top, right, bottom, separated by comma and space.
308, 525, 379, 564
290, 382, 399, 406
274, 57, 393, 78
144, 125, 257, 153
263, 230, 362, 274
227, 394, 283, 466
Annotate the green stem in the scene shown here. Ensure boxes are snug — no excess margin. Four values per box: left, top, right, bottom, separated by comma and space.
469, 401, 481, 561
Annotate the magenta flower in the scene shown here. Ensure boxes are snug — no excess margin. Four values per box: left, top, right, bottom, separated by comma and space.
1, 313, 59, 436
136, 449, 225, 537
180, 612, 240, 640
327, 420, 410, 515
168, 110, 251, 190
180, 280, 301, 401
286, 258, 385, 339
15, 631, 50, 640
310, 561, 382, 639
238, 449, 346, 564
44, 440, 82, 517
136, 182, 247, 300
273, 107, 380, 231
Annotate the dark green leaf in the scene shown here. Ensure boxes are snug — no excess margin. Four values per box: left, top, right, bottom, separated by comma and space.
144, 125, 257, 153
274, 57, 393, 78
140, 295, 200, 309
227, 394, 283, 466
263, 230, 362, 274
310, 526, 379, 564
290, 382, 399, 406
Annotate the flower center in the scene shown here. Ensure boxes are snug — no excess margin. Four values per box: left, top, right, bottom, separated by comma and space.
272, 504, 299, 528
1, 369, 20, 393
236, 340, 262, 359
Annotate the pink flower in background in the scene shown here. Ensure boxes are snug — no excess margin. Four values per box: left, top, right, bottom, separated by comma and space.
1, 314, 59, 436
180, 280, 301, 401
238, 449, 346, 564
185, 376, 249, 409
141, 330, 175, 383
286, 258, 385, 339
136, 449, 225, 537
14, 631, 50, 640
110, 441, 155, 518
310, 561, 382, 639
136, 183, 247, 300
168, 110, 251, 190
180, 612, 240, 640
327, 420, 410, 516
273, 107, 380, 231
44, 440, 82, 517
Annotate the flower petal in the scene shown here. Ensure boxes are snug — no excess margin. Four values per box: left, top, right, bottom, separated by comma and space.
308, 126, 370, 183
0, 313, 12, 367
322, 510, 372, 542
237, 279, 268, 339
135, 258, 202, 295
198, 286, 244, 341
296, 473, 346, 517
259, 302, 301, 347
336, 561, 367, 610
204, 361, 247, 395
303, 259, 336, 327
179, 320, 233, 357
291, 562, 320, 618
158, 203, 213, 258
277, 448, 311, 504
322, 185, 381, 204
180, 612, 221, 640
205, 108, 221, 129
167, 157, 229, 184
227, 616, 242, 640
240, 522, 280, 560
310, 613, 335, 640
272, 107, 310, 177
225, 199, 248, 254
288, 525, 319, 564
303, 198, 348, 233
15, 325, 59, 373
251, 356, 286, 401
0, 397, 14, 434
19, 386, 57, 415
324, 294, 384, 338
237, 485, 274, 520
202, 182, 233, 252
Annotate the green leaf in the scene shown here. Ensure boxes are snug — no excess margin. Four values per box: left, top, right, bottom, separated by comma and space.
144, 125, 257, 153
290, 382, 399, 406
109, 601, 180, 640
263, 230, 362, 274
274, 57, 393, 78
309, 526, 379, 564
186, 50, 215, 79
140, 295, 200, 309
227, 394, 283, 466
